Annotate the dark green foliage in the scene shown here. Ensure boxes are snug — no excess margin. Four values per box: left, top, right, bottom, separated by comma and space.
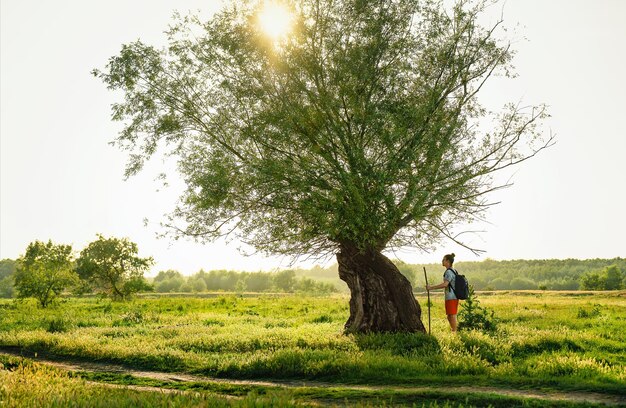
510, 338, 583, 358
458, 286, 497, 332
580, 272, 604, 290
580, 265, 625, 290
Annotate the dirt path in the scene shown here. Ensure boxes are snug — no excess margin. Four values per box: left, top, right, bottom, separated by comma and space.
1, 349, 624, 406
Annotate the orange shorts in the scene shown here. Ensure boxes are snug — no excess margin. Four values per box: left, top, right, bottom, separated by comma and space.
445, 299, 459, 315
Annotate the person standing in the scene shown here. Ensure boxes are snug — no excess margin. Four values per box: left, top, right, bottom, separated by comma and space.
426, 253, 458, 332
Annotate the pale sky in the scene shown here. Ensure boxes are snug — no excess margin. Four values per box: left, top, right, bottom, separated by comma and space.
1, 0, 625, 275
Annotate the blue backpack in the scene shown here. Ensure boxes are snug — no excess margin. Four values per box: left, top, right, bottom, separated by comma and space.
447, 268, 470, 300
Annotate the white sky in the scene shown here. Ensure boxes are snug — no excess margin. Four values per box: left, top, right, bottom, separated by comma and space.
1, 0, 625, 275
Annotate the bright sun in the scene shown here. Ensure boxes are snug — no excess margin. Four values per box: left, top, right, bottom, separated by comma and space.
258, 1, 294, 40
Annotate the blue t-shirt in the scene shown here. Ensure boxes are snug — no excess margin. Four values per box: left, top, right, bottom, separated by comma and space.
443, 268, 457, 300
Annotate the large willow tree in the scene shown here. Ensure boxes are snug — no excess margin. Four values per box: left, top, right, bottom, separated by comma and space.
95, 0, 551, 333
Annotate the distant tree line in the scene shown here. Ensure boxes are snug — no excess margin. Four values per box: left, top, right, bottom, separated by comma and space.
148, 258, 626, 294
151, 269, 336, 294
2, 246, 624, 304
398, 258, 626, 291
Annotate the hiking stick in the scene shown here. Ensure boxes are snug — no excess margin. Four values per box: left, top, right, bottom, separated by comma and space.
423, 267, 431, 335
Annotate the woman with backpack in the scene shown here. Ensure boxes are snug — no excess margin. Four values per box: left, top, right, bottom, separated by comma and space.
426, 253, 458, 332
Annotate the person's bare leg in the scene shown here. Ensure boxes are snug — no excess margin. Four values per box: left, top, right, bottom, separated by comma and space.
447, 314, 458, 332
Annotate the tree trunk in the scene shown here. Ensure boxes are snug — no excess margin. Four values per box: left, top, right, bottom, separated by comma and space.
337, 245, 426, 333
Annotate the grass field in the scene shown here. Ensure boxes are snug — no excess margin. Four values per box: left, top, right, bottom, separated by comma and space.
1, 291, 625, 407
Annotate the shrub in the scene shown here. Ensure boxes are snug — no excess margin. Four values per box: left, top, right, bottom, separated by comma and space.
577, 305, 601, 318
458, 286, 498, 333
46, 317, 73, 333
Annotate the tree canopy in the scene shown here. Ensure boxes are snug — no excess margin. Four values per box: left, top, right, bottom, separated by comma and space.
95, 0, 551, 262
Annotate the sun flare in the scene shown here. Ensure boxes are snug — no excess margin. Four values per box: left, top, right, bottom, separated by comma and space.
258, 1, 294, 40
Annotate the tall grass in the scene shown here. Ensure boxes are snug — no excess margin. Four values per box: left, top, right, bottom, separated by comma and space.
0, 355, 305, 407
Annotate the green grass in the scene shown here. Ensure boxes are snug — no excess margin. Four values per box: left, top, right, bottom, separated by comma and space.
0, 292, 625, 406
69, 369, 608, 407
0, 354, 305, 407
0, 354, 604, 407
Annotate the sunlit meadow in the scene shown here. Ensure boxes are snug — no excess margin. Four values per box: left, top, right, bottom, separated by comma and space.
1, 292, 625, 406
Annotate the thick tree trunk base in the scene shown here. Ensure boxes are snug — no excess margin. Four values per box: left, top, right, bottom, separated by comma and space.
338, 246, 426, 334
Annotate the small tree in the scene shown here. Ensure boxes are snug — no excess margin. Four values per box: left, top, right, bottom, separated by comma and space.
458, 286, 497, 332
76, 235, 154, 300
14, 241, 78, 307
